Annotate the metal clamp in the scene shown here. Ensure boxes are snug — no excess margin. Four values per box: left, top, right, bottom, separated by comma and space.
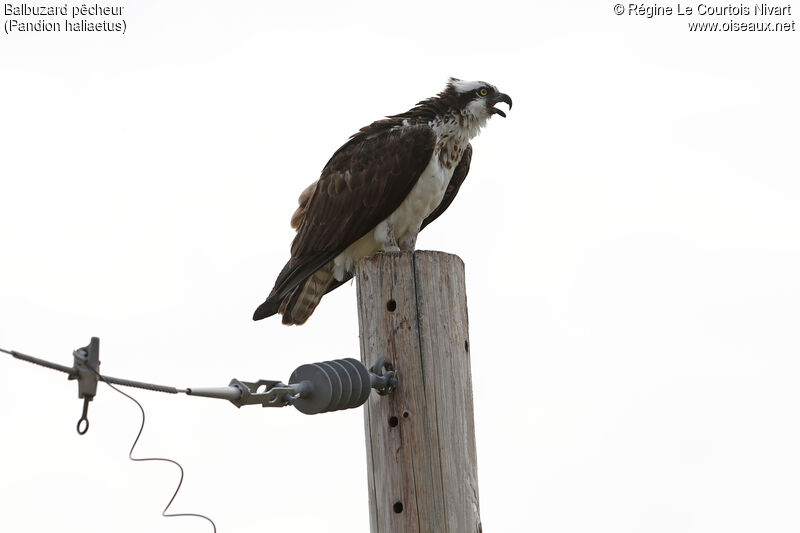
228, 379, 311, 408
369, 357, 398, 396
69, 337, 101, 434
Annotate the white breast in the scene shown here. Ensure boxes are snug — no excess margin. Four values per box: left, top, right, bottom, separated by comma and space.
388, 156, 452, 238
331, 124, 468, 281
331, 155, 453, 281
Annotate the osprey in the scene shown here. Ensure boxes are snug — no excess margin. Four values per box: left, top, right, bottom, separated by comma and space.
253, 78, 512, 325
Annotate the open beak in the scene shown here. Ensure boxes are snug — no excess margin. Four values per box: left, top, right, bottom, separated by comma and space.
488, 93, 512, 118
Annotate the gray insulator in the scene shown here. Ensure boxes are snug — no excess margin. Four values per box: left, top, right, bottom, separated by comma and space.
337, 358, 364, 409
323, 360, 353, 411
289, 364, 333, 415
316, 362, 343, 413
289, 358, 375, 414
344, 357, 373, 407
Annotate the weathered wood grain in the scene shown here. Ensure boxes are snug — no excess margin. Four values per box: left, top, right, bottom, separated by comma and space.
356, 250, 481, 533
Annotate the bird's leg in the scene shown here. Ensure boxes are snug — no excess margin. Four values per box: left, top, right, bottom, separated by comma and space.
376, 220, 401, 252
382, 233, 401, 253
399, 231, 418, 252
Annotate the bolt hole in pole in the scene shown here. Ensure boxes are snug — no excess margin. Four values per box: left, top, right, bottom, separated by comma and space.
393, 501, 403, 514
464, 340, 469, 352
388, 415, 399, 427
402, 411, 409, 418
386, 299, 397, 312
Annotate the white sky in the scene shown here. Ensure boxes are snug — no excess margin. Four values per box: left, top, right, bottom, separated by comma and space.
1, 1, 799, 531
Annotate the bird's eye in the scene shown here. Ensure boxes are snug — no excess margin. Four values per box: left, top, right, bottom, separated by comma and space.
479, 88, 488, 96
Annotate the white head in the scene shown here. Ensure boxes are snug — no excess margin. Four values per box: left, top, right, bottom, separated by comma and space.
441, 77, 513, 135
449, 79, 489, 94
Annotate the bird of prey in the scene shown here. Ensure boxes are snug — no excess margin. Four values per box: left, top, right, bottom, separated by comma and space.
253, 78, 512, 325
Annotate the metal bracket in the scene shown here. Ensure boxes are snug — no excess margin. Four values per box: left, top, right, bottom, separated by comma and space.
369, 356, 398, 396
227, 379, 311, 408
68, 337, 100, 434
185, 379, 310, 408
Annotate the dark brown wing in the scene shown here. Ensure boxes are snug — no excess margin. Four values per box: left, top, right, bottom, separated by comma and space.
253, 125, 436, 320
320, 143, 473, 297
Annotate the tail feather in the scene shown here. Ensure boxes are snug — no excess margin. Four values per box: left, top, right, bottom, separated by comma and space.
253, 262, 335, 325
281, 263, 335, 325
253, 298, 280, 321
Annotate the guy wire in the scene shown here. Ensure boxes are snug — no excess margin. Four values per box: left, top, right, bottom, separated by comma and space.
89, 366, 217, 533
1, 347, 215, 532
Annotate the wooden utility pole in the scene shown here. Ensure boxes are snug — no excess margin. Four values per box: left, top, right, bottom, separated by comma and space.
356, 251, 482, 533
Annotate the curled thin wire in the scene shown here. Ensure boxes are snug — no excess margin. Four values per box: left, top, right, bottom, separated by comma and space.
2, 346, 215, 531
92, 368, 217, 533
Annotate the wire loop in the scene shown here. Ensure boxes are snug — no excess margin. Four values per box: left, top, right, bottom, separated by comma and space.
77, 397, 91, 435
